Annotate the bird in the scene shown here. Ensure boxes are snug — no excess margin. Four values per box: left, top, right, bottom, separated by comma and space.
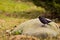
38, 16, 51, 25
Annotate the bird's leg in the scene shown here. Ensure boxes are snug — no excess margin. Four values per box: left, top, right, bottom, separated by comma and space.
42, 24, 46, 27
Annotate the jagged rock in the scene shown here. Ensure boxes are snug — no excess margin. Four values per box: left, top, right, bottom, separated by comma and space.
11, 18, 60, 38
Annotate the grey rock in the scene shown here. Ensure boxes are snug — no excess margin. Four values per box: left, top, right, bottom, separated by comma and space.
11, 18, 60, 38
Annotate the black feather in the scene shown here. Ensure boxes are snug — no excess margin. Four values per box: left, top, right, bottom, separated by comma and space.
39, 16, 51, 24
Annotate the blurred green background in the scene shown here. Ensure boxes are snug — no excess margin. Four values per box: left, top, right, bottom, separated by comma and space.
0, 0, 60, 19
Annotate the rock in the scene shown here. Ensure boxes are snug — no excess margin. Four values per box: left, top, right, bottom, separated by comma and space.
11, 18, 60, 38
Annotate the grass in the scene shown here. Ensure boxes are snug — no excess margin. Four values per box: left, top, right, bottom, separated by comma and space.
0, 1, 31, 12
0, 0, 45, 13
0, 15, 28, 30
0, 0, 45, 19
0, 15, 29, 40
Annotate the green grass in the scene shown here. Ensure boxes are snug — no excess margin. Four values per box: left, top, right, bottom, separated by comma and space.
0, 0, 46, 19
0, 1, 31, 12
0, 0, 45, 13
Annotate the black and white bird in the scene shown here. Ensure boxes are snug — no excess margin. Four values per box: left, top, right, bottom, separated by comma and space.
38, 16, 51, 25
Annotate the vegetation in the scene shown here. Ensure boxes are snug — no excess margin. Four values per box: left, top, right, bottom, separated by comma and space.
32, 0, 60, 19
0, 0, 45, 19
